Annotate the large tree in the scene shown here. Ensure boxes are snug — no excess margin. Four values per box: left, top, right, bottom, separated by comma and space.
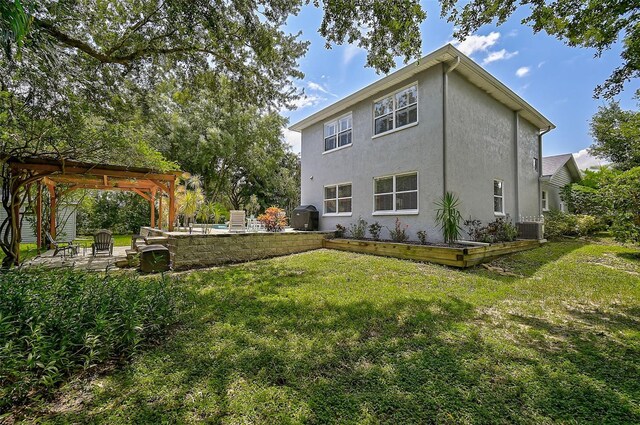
441, 0, 640, 98
590, 102, 640, 170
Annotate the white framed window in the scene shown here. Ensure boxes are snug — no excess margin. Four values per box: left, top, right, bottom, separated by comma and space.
324, 114, 352, 152
534, 157, 539, 173
373, 172, 418, 214
541, 190, 548, 211
493, 179, 504, 215
373, 84, 418, 136
324, 183, 352, 215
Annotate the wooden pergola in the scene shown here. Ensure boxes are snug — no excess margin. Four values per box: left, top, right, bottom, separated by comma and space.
7, 157, 179, 253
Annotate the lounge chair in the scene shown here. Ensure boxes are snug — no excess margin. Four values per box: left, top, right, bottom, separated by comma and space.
228, 210, 246, 233
45, 231, 78, 257
92, 230, 114, 256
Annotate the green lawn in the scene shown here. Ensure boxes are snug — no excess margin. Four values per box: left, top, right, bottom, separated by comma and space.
14, 240, 640, 423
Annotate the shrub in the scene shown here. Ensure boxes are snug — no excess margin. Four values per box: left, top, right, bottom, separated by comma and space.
575, 214, 601, 236
417, 230, 428, 245
0, 269, 186, 410
335, 224, 346, 238
435, 192, 462, 244
257, 206, 288, 232
368, 222, 382, 240
349, 217, 368, 239
388, 218, 409, 243
464, 216, 518, 243
463, 218, 485, 242
544, 210, 578, 239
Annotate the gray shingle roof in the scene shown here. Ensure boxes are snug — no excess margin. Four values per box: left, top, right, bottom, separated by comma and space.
542, 154, 573, 177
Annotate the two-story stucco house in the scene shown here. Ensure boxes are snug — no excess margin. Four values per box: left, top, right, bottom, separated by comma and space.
290, 44, 555, 242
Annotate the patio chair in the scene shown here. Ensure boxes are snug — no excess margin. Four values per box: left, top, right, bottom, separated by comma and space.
92, 230, 114, 256
45, 231, 78, 257
228, 210, 246, 233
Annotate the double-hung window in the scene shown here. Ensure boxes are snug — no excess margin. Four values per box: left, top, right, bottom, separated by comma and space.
494, 180, 504, 215
324, 114, 352, 152
374, 172, 418, 213
373, 85, 418, 136
541, 190, 548, 211
324, 183, 352, 215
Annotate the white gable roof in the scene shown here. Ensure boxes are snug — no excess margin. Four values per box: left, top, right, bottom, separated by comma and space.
290, 44, 554, 132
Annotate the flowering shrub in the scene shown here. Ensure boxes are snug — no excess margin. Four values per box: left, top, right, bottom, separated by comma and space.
257, 206, 288, 232
388, 218, 409, 243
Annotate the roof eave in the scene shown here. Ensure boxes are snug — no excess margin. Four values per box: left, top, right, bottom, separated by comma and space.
289, 44, 554, 133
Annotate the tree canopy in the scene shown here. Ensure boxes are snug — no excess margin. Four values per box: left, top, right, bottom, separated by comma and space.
590, 102, 640, 171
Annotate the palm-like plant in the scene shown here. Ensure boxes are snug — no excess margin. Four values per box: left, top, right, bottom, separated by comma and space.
435, 192, 463, 245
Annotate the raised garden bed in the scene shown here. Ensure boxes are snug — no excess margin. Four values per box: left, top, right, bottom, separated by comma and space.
322, 238, 546, 268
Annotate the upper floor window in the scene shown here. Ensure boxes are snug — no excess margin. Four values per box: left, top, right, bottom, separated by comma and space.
533, 157, 539, 173
324, 183, 352, 215
542, 190, 548, 211
373, 85, 418, 136
374, 172, 418, 213
494, 179, 504, 215
324, 114, 352, 152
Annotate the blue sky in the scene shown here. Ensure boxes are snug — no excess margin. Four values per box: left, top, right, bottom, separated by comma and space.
281, 2, 638, 169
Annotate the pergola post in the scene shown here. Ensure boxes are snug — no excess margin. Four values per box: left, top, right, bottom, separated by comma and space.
150, 188, 156, 228
36, 182, 42, 252
158, 194, 163, 230
168, 179, 176, 231
47, 183, 56, 240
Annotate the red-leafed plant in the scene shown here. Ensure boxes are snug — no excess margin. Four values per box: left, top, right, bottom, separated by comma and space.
258, 206, 288, 232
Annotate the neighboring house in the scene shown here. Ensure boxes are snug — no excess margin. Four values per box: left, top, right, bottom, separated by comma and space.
290, 44, 554, 242
0, 201, 78, 244
541, 154, 582, 212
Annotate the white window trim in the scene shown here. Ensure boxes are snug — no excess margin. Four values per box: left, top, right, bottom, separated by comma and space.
323, 112, 353, 154
372, 171, 419, 215
533, 157, 539, 173
323, 182, 353, 217
494, 179, 505, 216
372, 82, 419, 138
541, 190, 549, 211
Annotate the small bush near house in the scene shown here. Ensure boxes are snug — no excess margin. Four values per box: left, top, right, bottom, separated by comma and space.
417, 230, 428, 245
335, 224, 346, 238
0, 269, 186, 411
349, 217, 367, 239
368, 222, 382, 240
464, 217, 518, 243
388, 218, 409, 243
257, 206, 288, 232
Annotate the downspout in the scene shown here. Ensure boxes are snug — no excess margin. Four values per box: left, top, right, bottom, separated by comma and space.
514, 111, 520, 221
537, 126, 552, 216
442, 56, 460, 197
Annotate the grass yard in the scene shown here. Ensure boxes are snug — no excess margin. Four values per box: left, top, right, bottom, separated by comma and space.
12, 239, 640, 424
0, 235, 132, 263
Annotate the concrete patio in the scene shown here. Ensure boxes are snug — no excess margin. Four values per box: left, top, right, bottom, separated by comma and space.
23, 246, 128, 271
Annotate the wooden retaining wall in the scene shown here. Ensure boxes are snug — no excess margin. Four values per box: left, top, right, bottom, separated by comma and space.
323, 238, 545, 268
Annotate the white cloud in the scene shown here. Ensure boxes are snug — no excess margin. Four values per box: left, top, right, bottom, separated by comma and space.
482, 49, 518, 65
282, 128, 301, 154
454, 32, 500, 56
573, 149, 609, 170
290, 94, 325, 110
307, 81, 337, 97
343, 44, 364, 66
515, 66, 530, 77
